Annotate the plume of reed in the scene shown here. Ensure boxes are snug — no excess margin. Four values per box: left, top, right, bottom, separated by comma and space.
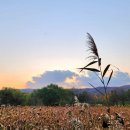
87, 33, 99, 60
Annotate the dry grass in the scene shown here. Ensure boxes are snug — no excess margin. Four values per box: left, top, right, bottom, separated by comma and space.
0, 106, 130, 130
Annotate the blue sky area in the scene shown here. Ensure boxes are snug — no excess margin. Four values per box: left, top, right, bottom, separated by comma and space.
0, 1, 130, 88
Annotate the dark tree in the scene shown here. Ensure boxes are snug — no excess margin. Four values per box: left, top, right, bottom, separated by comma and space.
0, 87, 25, 105
28, 84, 74, 106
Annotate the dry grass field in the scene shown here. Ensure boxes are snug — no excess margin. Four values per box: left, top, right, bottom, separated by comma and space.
0, 106, 130, 130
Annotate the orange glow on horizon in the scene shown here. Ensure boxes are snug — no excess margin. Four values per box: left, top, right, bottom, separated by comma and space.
0, 82, 26, 89
0, 73, 31, 89
0, 67, 130, 89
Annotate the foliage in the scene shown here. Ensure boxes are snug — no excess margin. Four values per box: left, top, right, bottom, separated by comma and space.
28, 84, 74, 106
0, 85, 74, 106
77, 91, 90, 103
1, 85, 130, 106
0, 87, 26, 105
109, 89, 128, 106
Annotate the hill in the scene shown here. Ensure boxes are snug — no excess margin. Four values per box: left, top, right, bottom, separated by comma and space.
21, 85, 130, 95
72, 85, 130, 95
21, 88, 35, 93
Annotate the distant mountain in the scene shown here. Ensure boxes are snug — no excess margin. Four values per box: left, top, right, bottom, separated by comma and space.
21, 88, 35, 93
72, 85, 130, 95
20, 85, 130, 94
120, 85, 130, 91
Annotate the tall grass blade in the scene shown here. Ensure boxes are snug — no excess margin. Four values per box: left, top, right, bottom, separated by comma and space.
94, 72, 104, 85
88, 82, 104, 96
98, 58, 101, 66
103, 64, 111, 77
85, 61, 98, 67
78, 68, 100, 72
107, 70, 113, 86
79, 61, 98, 72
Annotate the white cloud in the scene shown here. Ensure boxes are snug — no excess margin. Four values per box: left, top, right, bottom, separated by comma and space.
26, 70, 130, 89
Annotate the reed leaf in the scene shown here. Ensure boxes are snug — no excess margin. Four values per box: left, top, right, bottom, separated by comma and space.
107, 70, 113, 86
94, 72, 104, 85
103, 64, 111, 77
85, 61, 98, 68
78, 67, 100, 72
88, 82, 104, 96
78, 61, 98, 72
98, 58, 101, 66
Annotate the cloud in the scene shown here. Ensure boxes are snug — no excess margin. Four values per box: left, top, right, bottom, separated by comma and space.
65, 76, 80, 84
27, 70, 78, 89
108, 71, 130, 86
26, 70, 130, 89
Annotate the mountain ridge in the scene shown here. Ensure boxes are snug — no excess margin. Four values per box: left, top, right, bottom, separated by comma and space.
21, 85, 130, 94
72, 85, 130, 95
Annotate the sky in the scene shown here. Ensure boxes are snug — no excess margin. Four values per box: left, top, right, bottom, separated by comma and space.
0, 0, 130, 89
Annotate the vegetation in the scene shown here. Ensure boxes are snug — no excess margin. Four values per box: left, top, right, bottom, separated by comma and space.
79, 33, 118, 105
0, 85, 130, 106
0, 83, 130, 129
0, 84, 74, 106
0, 106, 130, 129
0, 87, 26, 106
28, 84, 74, 106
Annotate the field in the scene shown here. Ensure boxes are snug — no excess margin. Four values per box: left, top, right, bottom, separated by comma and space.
0, 106, 130, 130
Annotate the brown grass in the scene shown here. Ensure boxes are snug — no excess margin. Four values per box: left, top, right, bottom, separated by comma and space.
0, 106, 130, 130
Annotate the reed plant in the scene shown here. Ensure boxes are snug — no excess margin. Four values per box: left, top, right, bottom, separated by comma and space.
79, 33, 118, 106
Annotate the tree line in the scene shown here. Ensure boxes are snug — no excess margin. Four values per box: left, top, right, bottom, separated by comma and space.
0, 84, 130, 106
0, 84, 74, 106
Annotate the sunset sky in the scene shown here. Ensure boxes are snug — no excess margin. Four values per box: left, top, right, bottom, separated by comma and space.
1, 1, 130, 89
